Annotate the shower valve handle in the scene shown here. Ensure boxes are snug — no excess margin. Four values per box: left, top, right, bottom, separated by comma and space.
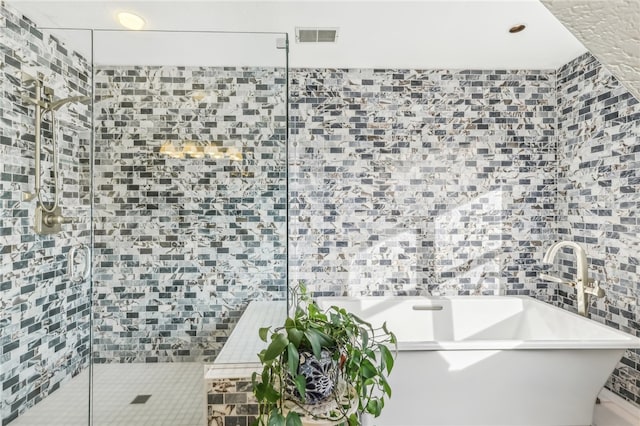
34, 206, 73, 235
43, 213, 75, 226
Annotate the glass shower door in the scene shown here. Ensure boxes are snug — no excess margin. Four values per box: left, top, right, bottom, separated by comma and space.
90, 30, 288, 426
0, 18, 93, 426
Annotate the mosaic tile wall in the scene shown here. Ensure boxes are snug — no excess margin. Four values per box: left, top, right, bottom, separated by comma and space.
92, 66, 287, 363
206, 377, 257, 426
0, 2, 92, 425
555, 52, 640, 406
288, 69, 557, 298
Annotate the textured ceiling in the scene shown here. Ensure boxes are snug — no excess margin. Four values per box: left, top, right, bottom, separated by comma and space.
541, 0, 640, 100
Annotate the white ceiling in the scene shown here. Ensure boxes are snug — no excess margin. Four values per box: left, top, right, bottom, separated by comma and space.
8, 0, 587, 69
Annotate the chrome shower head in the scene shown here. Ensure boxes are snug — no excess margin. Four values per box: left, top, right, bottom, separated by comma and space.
47, 95, 91, 111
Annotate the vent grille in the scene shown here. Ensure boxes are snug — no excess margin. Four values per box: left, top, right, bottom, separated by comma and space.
296, 27, 338, 43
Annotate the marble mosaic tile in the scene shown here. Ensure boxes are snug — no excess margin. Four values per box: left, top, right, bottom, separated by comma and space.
0, 3, 92, 425
206, 377, 257, 426
91, 66, 288, 363
288, 68, 557, 298
555, 52, 640, 406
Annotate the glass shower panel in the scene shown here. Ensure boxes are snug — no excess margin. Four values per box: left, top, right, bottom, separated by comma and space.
91, 30, 288, 426
0, 18, 93, 426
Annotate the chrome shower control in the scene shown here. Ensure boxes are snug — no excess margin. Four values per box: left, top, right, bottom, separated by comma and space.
43, 213, 74, 226
34, 205, 75, 235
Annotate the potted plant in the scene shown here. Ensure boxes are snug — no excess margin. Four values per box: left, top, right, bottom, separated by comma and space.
252, 284, 396, 426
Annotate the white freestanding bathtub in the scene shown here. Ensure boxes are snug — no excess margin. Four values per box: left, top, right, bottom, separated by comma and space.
315, 296, 640, 426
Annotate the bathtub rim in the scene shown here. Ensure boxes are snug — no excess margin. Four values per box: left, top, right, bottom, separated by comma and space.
315, 295, 640, 351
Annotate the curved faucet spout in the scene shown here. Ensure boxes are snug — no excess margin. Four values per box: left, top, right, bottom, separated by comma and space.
543, 241, 592, 317
543, 241, 588, 267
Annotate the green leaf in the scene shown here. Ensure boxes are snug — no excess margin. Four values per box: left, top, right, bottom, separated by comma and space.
263, 333, 289, 362
379, 344, 394, 374
381, 376, 392, 397
253, 381, 265, 400
285, 412, 302, 426
360, 359, 377, 379
364, 348, 376, 360
361, 327, 369, 349
286, 327, 304, 347
294, 374, 306, 400
348, 413, 359, 426
366, 399, 383, 416
268, 412, 286, 426
307, 302, 320, 316
286, 343, 299, 378
350, 350, 362, 365
304, 328, 333, 359
298, 282, 307, 297
259, 327, 271, 342
304, 329, 322, 360
382, 322, 397, 344
264, 384, 281, 403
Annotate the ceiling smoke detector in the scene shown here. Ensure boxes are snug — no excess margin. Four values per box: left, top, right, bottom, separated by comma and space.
295, 27, 339, 43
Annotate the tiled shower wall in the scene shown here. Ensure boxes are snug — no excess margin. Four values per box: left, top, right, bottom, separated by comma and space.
288, 64, 640, 407
555, 52, 640, 405
91, 66, 559, 363
91, 63, 640, 407
0, 3, 92, 425
288, 69, 557, 297
92, 66, 287, 363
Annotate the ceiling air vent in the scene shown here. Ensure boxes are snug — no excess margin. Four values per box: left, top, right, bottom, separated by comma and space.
295, 27, 339, 43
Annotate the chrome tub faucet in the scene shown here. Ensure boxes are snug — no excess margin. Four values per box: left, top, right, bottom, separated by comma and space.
540, 241, 605, 317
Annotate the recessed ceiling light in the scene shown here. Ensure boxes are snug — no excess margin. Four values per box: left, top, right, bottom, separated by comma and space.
117, 11, 145, 31
509, 24, 526, 34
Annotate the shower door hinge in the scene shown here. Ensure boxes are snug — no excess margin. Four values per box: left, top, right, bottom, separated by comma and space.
276, 37, 287, 50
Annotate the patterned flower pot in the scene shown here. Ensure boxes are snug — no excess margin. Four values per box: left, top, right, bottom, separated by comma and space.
287, 349, 338, 405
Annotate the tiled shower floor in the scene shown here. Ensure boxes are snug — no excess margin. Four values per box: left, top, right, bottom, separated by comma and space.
11, 363, 205, 426
9, 362, 638, 426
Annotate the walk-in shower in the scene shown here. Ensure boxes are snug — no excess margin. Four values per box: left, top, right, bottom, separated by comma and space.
0, 6, 288, 424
